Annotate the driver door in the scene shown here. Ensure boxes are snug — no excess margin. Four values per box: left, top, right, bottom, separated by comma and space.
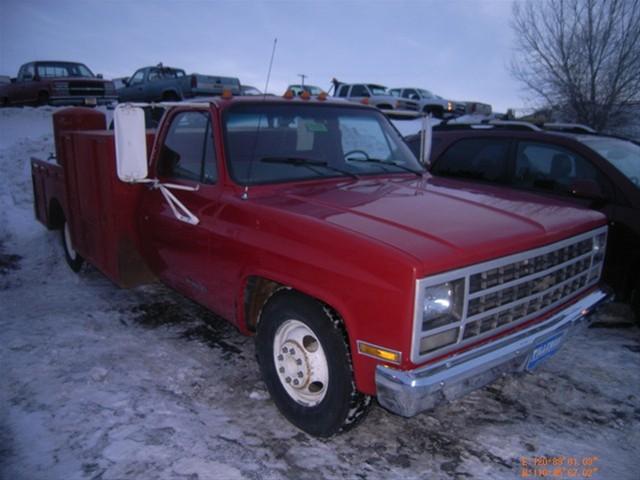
139, 108, 222, 308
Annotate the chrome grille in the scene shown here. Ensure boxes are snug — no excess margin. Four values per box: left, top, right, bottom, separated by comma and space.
411, 227, 607, 364
69, 81, 105, 96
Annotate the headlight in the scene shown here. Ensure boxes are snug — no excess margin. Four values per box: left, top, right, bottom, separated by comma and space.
447, 101, 453, 111
592, 232, 607, 263
422, 279, 464, 330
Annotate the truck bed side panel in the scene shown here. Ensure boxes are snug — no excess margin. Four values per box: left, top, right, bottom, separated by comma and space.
64, 130, 156, 287
30, 159, 66, 228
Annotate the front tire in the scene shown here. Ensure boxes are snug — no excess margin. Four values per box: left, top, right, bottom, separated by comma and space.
61, 220, 84, 272
37, 91, 50, 106
256, 292, 370, 437
162, 91, 180, 102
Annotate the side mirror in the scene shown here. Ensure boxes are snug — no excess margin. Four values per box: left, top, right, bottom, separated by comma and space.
122, 77, 130, 86
114, 104, 148, 182
569, 179, 605, 201
97, 73, 104, 79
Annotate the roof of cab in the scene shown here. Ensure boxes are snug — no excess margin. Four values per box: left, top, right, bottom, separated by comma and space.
189, 95, 373, 110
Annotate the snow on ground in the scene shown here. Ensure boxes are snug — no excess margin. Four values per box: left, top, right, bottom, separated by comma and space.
1, 107, 639, 480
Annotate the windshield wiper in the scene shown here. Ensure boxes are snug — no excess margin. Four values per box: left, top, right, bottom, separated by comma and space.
260, 157, 359, 180
346, 157, 424, 177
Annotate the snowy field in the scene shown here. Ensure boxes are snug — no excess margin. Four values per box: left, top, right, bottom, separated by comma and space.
1, 107, 639, 480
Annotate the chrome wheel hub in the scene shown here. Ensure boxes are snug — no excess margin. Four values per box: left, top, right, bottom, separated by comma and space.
273, 319, 328, 406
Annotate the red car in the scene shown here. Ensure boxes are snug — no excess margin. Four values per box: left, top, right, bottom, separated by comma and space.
0, 61, 117, 107
31, 99, 609, 436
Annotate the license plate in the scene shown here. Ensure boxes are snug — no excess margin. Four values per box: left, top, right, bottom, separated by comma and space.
84, 97, 97, 106
526, 331, 566, 371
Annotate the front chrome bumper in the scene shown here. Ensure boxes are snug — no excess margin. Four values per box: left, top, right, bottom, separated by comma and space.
375, 288, 611, 417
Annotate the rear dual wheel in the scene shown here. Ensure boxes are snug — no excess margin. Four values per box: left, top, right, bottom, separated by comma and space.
256, 292, 371, 437
61, 220, 84, 272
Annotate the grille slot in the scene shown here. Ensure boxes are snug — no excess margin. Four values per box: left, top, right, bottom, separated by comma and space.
411, 227, 607, 363
68, 81, 106, 96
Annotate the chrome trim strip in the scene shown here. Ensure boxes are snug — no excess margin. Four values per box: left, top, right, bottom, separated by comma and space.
411, 226, 607, 364
379, 288, 610, 417
466, 251, 593, 300
465, 272, 589, 322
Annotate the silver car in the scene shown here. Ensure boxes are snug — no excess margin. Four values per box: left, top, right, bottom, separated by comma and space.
333, 82, 416, 111
389, 87, 465, 118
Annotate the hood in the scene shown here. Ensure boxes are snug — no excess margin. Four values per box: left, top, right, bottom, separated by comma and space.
255, 175, 606, 276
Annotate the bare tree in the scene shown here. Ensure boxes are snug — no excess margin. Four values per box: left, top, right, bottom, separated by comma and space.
511, 0, 640, 130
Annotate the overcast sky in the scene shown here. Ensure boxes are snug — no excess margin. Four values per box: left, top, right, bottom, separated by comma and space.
0, 0, 528, 112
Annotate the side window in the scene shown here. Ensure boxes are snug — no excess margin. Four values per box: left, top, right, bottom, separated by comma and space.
402, 89, 418, 99
350, 85, 368, 97
158, 111, 217, 184
514, 142, 610, 196
147, 69, 160, 82
388, 89, 400, 97
433, 138, 510, 182
21, 64, 35, 80
337, 85, 348, 97
129, 70, 145, 85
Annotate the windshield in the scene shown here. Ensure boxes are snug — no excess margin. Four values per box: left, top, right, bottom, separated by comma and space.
149, 68, 185, 80
367, 85, 388, 95
417, 89, 435, 99
580, 137, 640, 187
305, 85, 323, 95
223, 104, 422, 185
36, 62, 94, 78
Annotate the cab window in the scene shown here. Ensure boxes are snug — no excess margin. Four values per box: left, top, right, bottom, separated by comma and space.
402, 89, 418, 100
20, 64, 35, 81
129, 70, 145, 85
337, 85, 349, 97
350, 85, 369, 97
158, 111, 217, 184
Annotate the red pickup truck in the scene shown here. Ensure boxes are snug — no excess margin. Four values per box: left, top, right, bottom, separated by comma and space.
31, 96, 610, 436
1, 61, 117, 107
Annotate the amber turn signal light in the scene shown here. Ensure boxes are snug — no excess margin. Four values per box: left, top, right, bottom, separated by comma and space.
222, 88, 233, 99
357, 341, 401, 364
283, 89, 295, 99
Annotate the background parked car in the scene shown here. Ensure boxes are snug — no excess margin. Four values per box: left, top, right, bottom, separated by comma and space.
240, 85, 263, 96
405, 123, 640, 318
286, 84, 326, 96
388, 87, 465, 117
462, 101, 492, 116
117, 64, 241, 102
0, 61, 117, 107
332, 79, 414, 110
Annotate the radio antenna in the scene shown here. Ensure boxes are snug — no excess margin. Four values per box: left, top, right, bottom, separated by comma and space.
263, 38, 278, 98
243, 37, 278, 200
